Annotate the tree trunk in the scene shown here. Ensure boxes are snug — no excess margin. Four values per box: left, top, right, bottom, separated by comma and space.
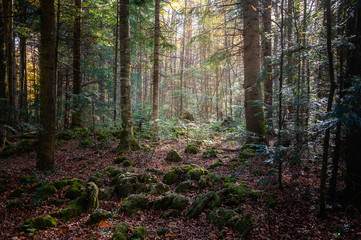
114, 0, 119, 123
37, 0, 56, 170
243, 0, 265, 141
71, 0, 82, 128
263, 0, 272, 130
3, 0, 14, 108
152, 0, 160, 130
118, 0, 135, 149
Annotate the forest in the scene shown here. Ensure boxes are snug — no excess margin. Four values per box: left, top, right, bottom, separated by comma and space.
0, 0, 360, 239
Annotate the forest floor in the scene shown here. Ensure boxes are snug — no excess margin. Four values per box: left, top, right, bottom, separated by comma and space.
0, 132, 360, 240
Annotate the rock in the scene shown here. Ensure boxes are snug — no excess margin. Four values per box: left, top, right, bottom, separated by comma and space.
146, 168, 164, 176
86, 209, 111, 225
207, 208, 252, 234
145, 182, 169, 195
198, 173, 224, 189
239, 147, 256, 161
217, 183, 247, 206
99, 187, 114, 200
112, 173, 151, 198
166, 149, 183, 162
112, 223, 148, 240
175, 181, 190, 193
23, 216, 56, 230
104, 166, 127, 178
185, 191, 221, 218
184, 144, 200, 154
153, 193, 188, 211
85, 182, 99, 212
52, 178, 79, 189
120, 194, 148, 215
163, 167, 183, 185
122, 159, 133, 167
88, 173, 104, 187
37, 184, 57, 200
66, 181, 84, 200
114, 156, 127, 164
186, 167, 206, 181
202, 146, 222, 158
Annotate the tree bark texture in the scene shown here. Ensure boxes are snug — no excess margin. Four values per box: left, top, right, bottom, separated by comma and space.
152, 0, 160, 129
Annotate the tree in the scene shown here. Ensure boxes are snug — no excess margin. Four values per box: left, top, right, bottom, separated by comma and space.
243, 0, 265, 141
152, 0, 160, 130
71, 0, 82, 128
36, 0, 56, 170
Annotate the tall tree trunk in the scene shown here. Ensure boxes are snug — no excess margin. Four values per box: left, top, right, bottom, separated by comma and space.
55, 0, 61, 128
37, 0, 56, 170
263, 0, 272, 131
319, 0, 336, 218
243, 0, 265, 141
152, 0, 160, 130
114, 0, 119, 123
118, 0, 136, 149
71, 0, 82, 128
3, 0, 14, 109
19, 36, 27, 121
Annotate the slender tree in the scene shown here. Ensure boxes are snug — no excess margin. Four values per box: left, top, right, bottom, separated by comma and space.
114, 0, 119, 123
152, 0, 160, 130
37, 0, 56, 170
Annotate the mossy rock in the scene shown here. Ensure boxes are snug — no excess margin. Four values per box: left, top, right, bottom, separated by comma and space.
146, 168, 164, 176
112, 223, 148, 240
99, 187, 115, 200
202, 146, 222, 158
66, 181, 84, 200
175, 181, 190, 193
267, 194, 277, 208
239, 147, 256, 161
120, 194, 148, 215
163, 167, 183, 185
198, 173, 224, 189
85, 182, 99, 212
114, 156, 127, 164
185, 191, 221, 219
161, 210, 181, 219
184, 144, 200, 154
88, 173, 104, 187
208, 159, 223, 170
37, 184, 57, 200
112, 172, 155, 198
104, 166, 127, 178
207, 208, 252, 234
166, 149, 183, 162
86, 209, 112, 225
122, 159, 133, 167
217, 183, 247, 206
129, 138, 142, 151
154, 193, 188, 211
23, 216, 56, 230
145, 182, 169, 195
51, 198, 66, 207
186, 167, 206, 181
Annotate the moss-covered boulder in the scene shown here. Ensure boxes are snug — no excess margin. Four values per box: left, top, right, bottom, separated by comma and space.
202, 146, 222, 158
112, 223, 148, 240
163, 167, 183, 185
185, 191, 221, 219
88, 173, 104, 187
239, 147, 256, 160
198, 173, 224, 189
104, 166, 127, 178
145, 182, 169, 195
184, 144, 200, 154
66, 181, 84, 200
146, 168, 164, 176
186, 167, 206, 181
120, 194, 148, 215
122, 159, 133, 167
36, 184, 57, 200
114, 156, 127, 164
112, 172, 156, 198
153, 193, 188, 211
86, 209, 112, 225
23, 216, 56, 230
99, 187, 115, 200
175, 181, 190, 193
161, 210, 181, 219
117, 137, 141, 152
207, 208, 252, 234
166, 149, 183, 162
85, 182, 99, 212
208, 159, 223, 170
217, 183, 247, 206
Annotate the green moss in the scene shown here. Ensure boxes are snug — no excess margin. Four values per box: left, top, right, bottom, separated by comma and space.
184, 144, 200, 154
88, 173, 103, 187
120, 194, 148, 215
153, 193, 188, 211
104, 166, 126, 178
239, 147, 256, 161
113, 173, 153, 198
51, 198, 66, 207
56, 131, 74, 141
202, 146, 222, 158
85, 182, 99, 212
163, 167, 182, 185
37, 184, 57, 200
217, 183, 247, 206
66, 181, 84, 200
247, 190, 262, 200
161, 210, 180, 219
86, 209, 111, 225
129, 137, 142, 151
122, 159, 133, 167
112, 223, 147, 240
146, 168, 164, 175
79, 139, 92, 148
208, 159, 223, 170
198, 173, 224, 189
166, 149, 183, 162
267, 194, 277, 208
114, 156, 127, 164
132, 226, 148, 239
186, 167, 206, 181
23, 216, 56, 230
99, 187, 114, 200
185, 191, 221, 219
175, 181, 190, 193
146, 182, 169, 195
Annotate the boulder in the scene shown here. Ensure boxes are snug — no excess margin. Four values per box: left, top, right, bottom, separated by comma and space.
23, 216, 56, 230
86, 209, 112, 225
120, 194, 148, 215
112, 223, 148, 240
153, 193, 188, 211
185, 191, 221, 219
166, 149, 183, 162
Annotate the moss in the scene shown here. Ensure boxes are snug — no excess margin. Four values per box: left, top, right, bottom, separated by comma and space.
51, 199, 84, 221
122, 159, 133, 167
10, 186, 28, 198
129, 137, 142, 151
207, 208, 252, 234
185, 191, 221, 219
163, 167, 182, 185
104, 166, 126, 178
79, 139, 92, 148
56, 131, 74, 141
120, 194, 148, 215
112, 223, 147, 240
132, 227, 148, 239
37, 184, 57, 200
23, 216, 56, 230
146, 168, 164, 176
217, 183, 247, 206
267, 194, 277, 208
247, 190, 262, 200
99, 187, 114, 200
153, 193, 188, 211
239, 147, 256, 161
85, 182, 99, 212
114, 156, 127, 164
198, 173, 224, 189
88, 173, 103, 187
186, 167, 206, 181
66, 181, 84, 200
175, 181, 190, 193
51, 198, 66, 207
21, 173, 37, 185
208, 159, 223, 170
86, 209, 111, 225
184, 144, 200, 154
166, 149, 183, 162
202, 146, 222, 158
161, 210, 180, 219
146, 182, 169, 195
113, 173, 151, 198
52, 179, 71, 189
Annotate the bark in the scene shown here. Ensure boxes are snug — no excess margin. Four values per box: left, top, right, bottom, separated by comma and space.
19, 36, 27, 120
71, 0, 82, 128
114, 0, 119, 123
243, 0, 265, 140
152, 0, 160, 130
118, 0, 135, 149
37, 0, 56, 170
